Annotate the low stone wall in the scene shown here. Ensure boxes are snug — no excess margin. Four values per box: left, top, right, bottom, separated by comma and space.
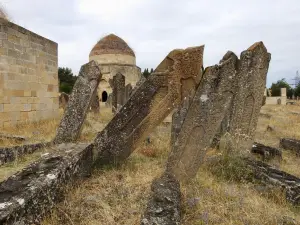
265, 96, 287, 105
0, 143, 93, 224
0, 142, 51, 165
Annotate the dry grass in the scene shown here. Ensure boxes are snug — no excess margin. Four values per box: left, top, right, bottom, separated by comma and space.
1, 104, 300, 224
0, 146, 54, 182
255, 104, 300, 177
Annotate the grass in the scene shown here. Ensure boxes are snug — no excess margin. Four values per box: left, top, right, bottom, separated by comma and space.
2, 105, 300, 224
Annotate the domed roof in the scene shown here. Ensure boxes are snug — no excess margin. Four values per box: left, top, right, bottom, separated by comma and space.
89, 34, 135, 57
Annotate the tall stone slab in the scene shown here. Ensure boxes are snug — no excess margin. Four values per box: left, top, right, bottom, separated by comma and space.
223, 42, 271, 151
112, 73, 125, 113
53, 61, 101, 144
166, 52, 238, 180
90, 93, 100, 113
124, 83, 133, 103
93, 46, 204, 165
59, 92, 69, 109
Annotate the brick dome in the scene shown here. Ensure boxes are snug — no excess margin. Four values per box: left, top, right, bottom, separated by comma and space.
89, 34, 135, 58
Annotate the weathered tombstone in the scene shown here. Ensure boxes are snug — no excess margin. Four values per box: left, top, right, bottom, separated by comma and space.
90, 93, 100, 113
219, 42, 271, 152
124, 83, 133, 103
105, 93, 112, 107
59, 92, 69, 109
93, 46, 204, 165
141, 172, 181, 225
53, 61, 101, 144
112, 73, 125, 113
166, 51, 238, 180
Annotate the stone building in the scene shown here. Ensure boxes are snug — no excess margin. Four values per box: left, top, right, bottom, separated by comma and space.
264, 87, 287, 105
89, 34, 141, 109
0, 18, 59, 128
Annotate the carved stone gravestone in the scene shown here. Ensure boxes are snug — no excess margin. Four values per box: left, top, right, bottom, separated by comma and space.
90, 93, 100, 113
166, 52, 238, 180
220, 42, 271, 151
93, 46, 204, 165
59, 92, 69, 109
112, 73, 125, 113
53, 61, 101, 144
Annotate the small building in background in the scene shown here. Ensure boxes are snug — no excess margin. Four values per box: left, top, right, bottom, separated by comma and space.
89, 34, 141, 109
264, 88, 287, 105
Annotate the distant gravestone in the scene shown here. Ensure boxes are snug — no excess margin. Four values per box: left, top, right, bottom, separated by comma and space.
93, 46, 204, 165
166, 51, 238, 180
90, 93, 100, 113
59, 92, 69, 109
124, 83, 133, 103
112, 73, 125, 113
53, 61, 101, 144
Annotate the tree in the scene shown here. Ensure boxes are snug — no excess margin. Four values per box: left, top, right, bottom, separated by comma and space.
142, 68, 154, 78
58, 67, 77, 94
142, 68, 150, 78
270, 78, 293, 98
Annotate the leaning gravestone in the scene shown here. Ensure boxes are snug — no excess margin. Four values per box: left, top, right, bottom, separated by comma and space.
53, 60, 102, 144
93, 46, 204, 165
219, 42, 271, 152
112, 73, 125, 113
124, 83, 132, 103
166, 51, 238, 180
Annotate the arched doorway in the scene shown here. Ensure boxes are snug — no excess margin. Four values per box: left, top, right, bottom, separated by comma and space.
102, 91, 108, 102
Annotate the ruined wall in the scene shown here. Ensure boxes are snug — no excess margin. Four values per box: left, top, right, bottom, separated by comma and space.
0, 18, 58, 128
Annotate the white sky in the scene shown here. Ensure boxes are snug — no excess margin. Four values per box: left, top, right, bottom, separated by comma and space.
3, 0, 300, 87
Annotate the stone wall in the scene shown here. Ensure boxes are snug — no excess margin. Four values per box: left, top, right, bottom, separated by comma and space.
0, 18, 59, 128
265, 96, 286, 105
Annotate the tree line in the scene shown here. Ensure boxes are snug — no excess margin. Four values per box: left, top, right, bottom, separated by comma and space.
269, 78, 300, 98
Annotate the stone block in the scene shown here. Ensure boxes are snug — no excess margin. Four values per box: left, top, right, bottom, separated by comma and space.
53, 61, 102, 144
22, 104, 31, 112
8, 49, 20, 58
0, 47, 7, 56
0, 32, 7, 40
0, 112, 10, 122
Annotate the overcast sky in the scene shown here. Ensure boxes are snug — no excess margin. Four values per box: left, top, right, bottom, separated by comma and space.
2, 0, 300, 87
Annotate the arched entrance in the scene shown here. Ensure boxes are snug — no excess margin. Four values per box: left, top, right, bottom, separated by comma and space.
102, 91, 108, 102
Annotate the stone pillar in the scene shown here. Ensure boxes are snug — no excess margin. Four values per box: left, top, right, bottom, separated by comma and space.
124, 83, 133, 103
53, 61, 101, 144
112, 73, 125, 113
281, 88, 287, 97
90, 93, 100, 113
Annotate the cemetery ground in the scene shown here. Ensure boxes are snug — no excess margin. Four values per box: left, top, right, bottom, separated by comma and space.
1, 105, 300, 224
